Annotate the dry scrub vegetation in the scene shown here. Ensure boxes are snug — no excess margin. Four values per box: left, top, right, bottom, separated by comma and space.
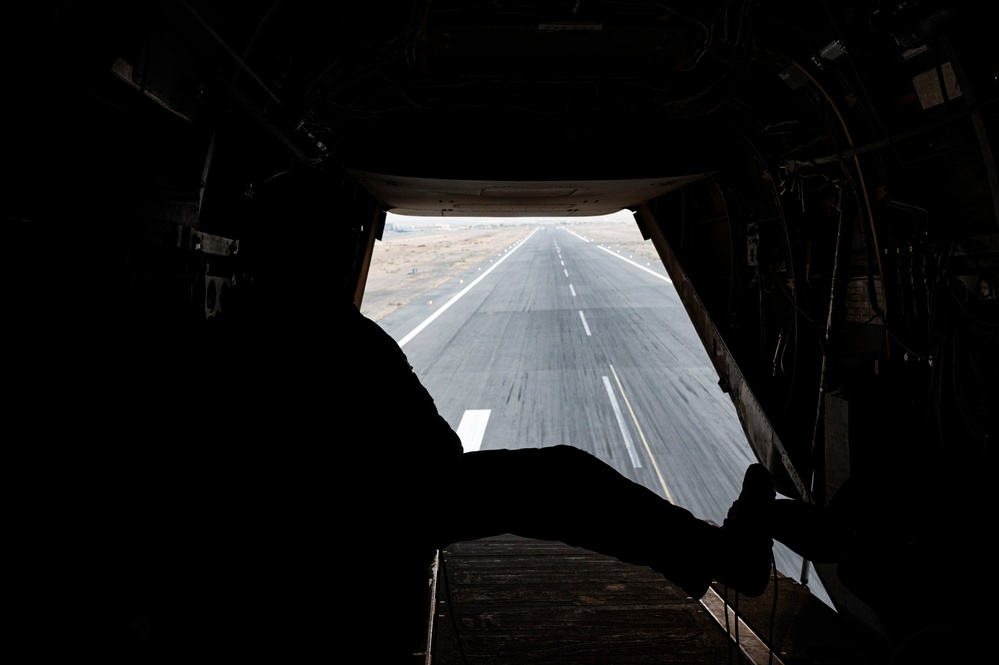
359, 219, 662, 321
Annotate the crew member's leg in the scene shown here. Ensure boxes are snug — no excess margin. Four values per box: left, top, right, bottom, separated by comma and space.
440, 445, 774, 599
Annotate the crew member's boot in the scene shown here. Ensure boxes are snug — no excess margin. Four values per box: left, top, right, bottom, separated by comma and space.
714, 463, 776, 597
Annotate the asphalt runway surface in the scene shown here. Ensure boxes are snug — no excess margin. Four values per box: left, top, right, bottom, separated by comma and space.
372, 224, 833, 609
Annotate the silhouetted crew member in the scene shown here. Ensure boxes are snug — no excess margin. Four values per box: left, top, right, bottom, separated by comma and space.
71, 166, 775, 662
262, 167, 775, 659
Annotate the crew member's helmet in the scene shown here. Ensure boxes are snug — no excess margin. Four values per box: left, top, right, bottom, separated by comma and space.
238, 167, 363, 298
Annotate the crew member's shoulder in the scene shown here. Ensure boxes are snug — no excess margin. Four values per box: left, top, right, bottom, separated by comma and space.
340, 301, 397, 348
338, 299, 363, 319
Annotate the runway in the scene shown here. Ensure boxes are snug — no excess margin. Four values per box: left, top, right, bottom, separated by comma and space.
374, 224, 832, 608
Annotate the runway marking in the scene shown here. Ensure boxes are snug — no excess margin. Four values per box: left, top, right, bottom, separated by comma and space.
578, 310, 591, 336
602, 375, 642, 468
398, 228, 538, 347
457, 409, 491, 452
569, 284, 576, 297
608, 364, 676, 504
594, 244, 672, 283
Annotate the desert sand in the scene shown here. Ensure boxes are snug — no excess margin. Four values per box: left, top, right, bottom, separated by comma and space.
359, 219, 662, 321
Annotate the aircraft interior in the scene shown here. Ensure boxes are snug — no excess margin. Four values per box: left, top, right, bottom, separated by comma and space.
9, 1, 995, 660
